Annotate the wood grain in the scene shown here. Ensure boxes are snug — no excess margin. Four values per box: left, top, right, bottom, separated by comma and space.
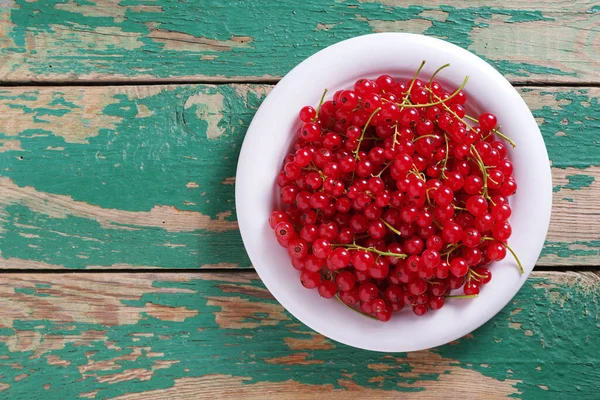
0, 1, 598, 83
0, 84, 597, 269
0, 270, 597, 399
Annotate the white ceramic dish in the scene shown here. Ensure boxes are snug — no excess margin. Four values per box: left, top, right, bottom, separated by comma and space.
235, 33, 551, 352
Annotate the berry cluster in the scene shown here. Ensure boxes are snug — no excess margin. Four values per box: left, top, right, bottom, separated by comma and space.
270, 61, 521, 322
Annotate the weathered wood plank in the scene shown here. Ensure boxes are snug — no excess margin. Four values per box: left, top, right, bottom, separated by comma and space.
0, 84, 598, 268
0, 1, 598, 83
0, 271, 597, 399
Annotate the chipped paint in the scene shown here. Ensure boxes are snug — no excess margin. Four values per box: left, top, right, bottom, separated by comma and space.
0, 84, 265, 269
0, 1, 589, 82
0, 272, 596, 398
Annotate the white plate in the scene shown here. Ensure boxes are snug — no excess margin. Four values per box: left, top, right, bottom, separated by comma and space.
235, 33, 552, 352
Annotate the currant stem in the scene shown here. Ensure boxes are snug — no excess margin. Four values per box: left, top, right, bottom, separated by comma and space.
380, 218, 402, 236
406, 60, 427, 96
334, 243, 407, 259
429, 63, 450, 88
470, 145, 490, 198
446, 294, 478, 299
441, 134, 450, 179
425, 86, 517, 148
469, 269, 487, 279
503, 241, 525, 274
354, 107, 381, 161
413, 134, 438, 142
400, 76, 469, 109
482, 237, 524, 274
392, 124, 400, 151
374, 161, 392, 177
315, 88, 328, 119
492, 129, 517, 148
335, 294, 378, 320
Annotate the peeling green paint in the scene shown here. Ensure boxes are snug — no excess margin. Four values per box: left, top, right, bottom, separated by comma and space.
0, 85, 266, 268
554, 174, 595, 192
562, 197, 574, 203
0, 274, 597, 398
542, 240, 600, 259
4, 1, 574, 80
588, 5, 600, 13
534, 90, 600, 169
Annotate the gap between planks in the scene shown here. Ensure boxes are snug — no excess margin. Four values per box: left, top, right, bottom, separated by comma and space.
2, 80, 600, 88
0, 266, 598, 274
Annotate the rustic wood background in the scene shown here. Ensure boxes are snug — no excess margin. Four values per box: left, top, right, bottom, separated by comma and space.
0, 1, 598, 398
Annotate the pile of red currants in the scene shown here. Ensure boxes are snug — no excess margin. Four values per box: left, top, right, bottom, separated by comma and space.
270, 61, 521, 322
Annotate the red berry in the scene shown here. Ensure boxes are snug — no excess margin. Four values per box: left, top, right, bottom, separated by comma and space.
413, 304, 428, 316
462, 227, 482, 248
376, 309, 392, 322
318, 280, 337, 298
304, 254, 323, 272
336, 271, 356, 291
299, 106, 317, 122
442, 222, 463, 244
269, 211, 288, 229
371, 298, 387, 313
329, 247, 351, 270
275, 221, 296, 242
340, 288, 359, 305
479, 112, 497, 131
428, 296, 445, 310
300, 270, 321, 289
358, 282, 379, 303
353, 250, 375, 271
288, 238, 309, 259
369, 257, 390, 279
449, 258, 469, 277
312, 238, 332, 259
464, 281, 480, 295
300, 122, 321, 142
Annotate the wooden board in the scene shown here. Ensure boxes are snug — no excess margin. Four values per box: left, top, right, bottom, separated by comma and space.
0, 84, 597, 269
1, 1, 599, 83
0, 271, 597, 399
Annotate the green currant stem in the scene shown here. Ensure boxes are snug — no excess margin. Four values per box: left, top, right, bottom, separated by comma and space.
405, 60, 427, 97
425, 187, 434, 206
392, 124, 400, 151
440, 134, 450, 179
335, 294, 378, 320
413, 134, 438, 142
400, 76, 469, 109
482, 237, 524, 274
427, 87, 517, 148
374, 161, 392, 177
469, 269, 486, 278
446, 294, 478, 299
315, 88, 328, 119
441, 243, 462, 256
470, 145, 490, 198
334, 243, 407, 259
428, 63, 450, 89
408, 166, 426, 182
354, 107, 381, 161
453, 205, 467, 211
380, 218, 402, 237
492, 129, 517, 148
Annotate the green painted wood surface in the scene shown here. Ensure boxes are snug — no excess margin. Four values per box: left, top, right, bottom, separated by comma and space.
0, 84, 597, 269
0, 271, 597, 399
1, 3, 599, 399
0, 0, 598, 83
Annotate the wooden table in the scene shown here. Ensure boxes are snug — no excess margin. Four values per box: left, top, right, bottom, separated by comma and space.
0, 1, 598, 398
